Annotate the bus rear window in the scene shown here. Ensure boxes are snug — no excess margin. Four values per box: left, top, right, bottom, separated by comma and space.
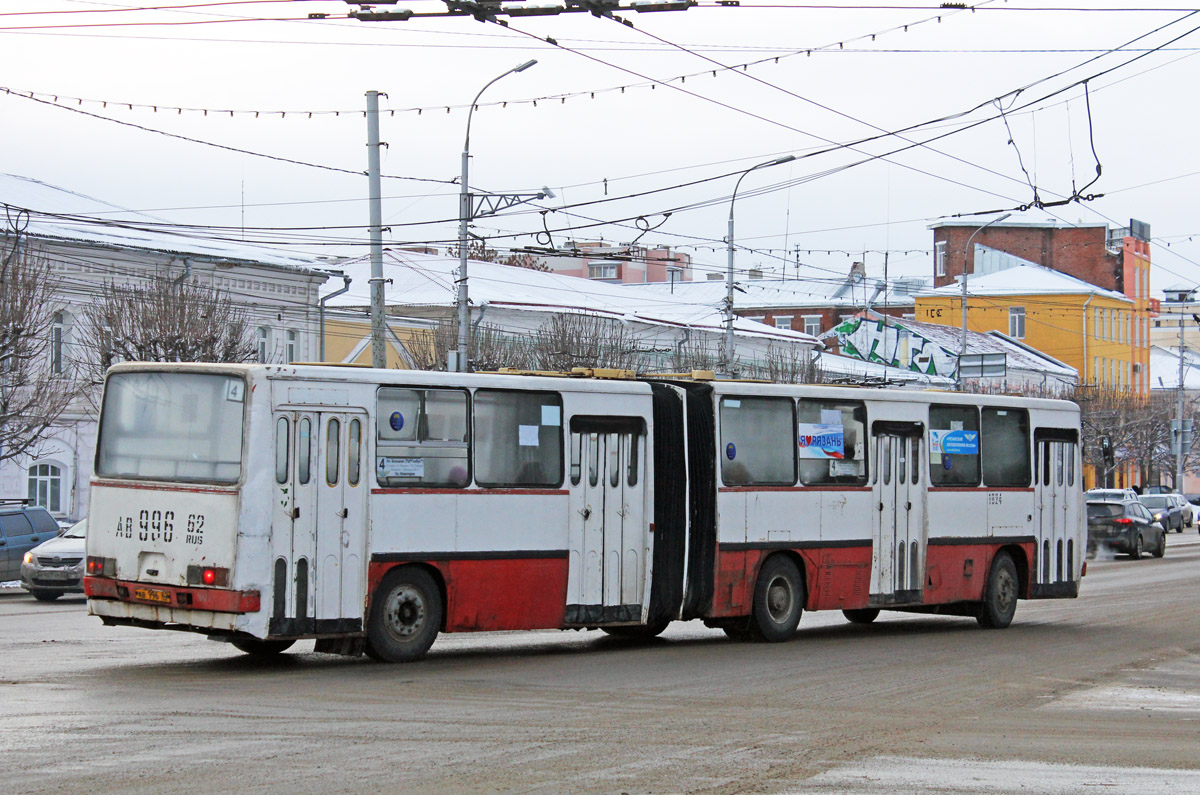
96, 372, 245, 483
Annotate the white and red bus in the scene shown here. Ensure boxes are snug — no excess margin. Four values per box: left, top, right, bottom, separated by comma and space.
85, 362, 1084, 661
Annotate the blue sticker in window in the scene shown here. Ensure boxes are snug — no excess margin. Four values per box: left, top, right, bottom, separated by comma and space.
389, 411, 404, 432
726, 443, 737, 460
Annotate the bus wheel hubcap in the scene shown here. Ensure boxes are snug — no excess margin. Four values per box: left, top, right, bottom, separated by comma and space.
385, 585, 425, 640
767, 577, 792, 623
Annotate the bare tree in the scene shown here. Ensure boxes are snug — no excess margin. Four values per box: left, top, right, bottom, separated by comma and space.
0, 246, 80, 464
447, 241, 548, 271
81, 276, 257, 390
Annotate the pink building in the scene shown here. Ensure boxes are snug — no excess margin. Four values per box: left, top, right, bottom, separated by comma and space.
539, 241, 693, 284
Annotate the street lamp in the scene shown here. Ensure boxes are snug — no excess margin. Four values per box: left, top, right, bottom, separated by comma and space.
453, 59, 538, 372
721, 154, 796, 376
960, 212, 1012, 360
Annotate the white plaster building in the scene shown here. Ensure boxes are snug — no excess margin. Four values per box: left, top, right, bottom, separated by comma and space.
0, 173, 330, 522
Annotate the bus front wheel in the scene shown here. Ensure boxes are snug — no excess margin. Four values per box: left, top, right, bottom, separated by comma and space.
750, 555, 804, 642
976, 552, 1018, 630
366, 566, 442, 663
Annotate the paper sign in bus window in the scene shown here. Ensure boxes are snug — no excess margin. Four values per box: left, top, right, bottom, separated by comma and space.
798, 422, 844, 459
379, 457, 424, 478
930, 429, 979, 455
519, 425, 540, 446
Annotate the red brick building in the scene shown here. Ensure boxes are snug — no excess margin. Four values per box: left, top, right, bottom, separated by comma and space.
929, 219, 1154, 394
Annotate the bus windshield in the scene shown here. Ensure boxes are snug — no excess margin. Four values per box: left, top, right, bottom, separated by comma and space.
96, 371, 246, 484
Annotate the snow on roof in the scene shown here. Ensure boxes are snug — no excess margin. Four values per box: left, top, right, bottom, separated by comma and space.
1, 172, 326, 272
1149, 345, 1200, 390
622, 275, 924, 310
323, 249, 821, 346
919, 262, 1130, 302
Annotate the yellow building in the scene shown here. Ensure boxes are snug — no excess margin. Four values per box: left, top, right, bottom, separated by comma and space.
915, 263, 1139, 393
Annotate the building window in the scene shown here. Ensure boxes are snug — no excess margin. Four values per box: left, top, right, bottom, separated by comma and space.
802, 315, 822, 336
775, 316, 792, 330
27, 463, 63, 514
50, 311, 65, 375
1008, 306, 1025, 339
285, 330, 298, 364
588, 263, 618, 280
257, 327, 270, 363
935, 241, 947, 277
1095, 309, 1101, 339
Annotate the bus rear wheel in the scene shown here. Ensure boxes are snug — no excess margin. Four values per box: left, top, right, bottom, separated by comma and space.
976, 552, 1018, 630
366, 566, 442, 663
750, 555, 804, 642
231, 638, 296, 657
842, 608, 880, 625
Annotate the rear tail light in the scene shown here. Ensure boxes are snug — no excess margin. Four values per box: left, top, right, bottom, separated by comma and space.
1113, 518, 1133, 525
86, 556, 116, 576
186, 565, 230, 587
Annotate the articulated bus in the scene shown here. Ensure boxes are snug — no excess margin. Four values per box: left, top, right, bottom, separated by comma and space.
84, 362, 1084, 662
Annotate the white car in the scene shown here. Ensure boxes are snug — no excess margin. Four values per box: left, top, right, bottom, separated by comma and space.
1086, 488, 1139, 502
19, 519, 86, 602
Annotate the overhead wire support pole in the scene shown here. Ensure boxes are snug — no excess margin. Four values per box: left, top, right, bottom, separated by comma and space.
454, 59, 538, 373
959, 212, 1011, 384
721, 154, 795, 377
366, 90, 387, 370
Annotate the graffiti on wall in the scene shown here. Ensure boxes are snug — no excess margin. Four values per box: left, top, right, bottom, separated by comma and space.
833, 317, 958, 377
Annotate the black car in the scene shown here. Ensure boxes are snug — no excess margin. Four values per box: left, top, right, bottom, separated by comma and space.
0, 503, 62, 581
1087, 498, 1166, 559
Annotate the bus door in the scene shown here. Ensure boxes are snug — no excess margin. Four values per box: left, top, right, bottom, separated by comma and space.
274, 410, 367, 635
1035, 431, 1076, 586
871, 423, 926, 603
313, 412, 368, 631
566, 417, 648, 624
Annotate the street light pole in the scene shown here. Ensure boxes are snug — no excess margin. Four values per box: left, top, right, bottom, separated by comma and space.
960, 212, 1012, 363
454, 59, 538, 372
721, 154, 795, 376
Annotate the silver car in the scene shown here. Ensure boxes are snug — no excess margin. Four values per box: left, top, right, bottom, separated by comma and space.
1169, 493, 1194, 528
20, 519, 85, 602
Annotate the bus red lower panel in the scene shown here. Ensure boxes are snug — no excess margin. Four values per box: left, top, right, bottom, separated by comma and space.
710, 544, 874, 617
369, 557, 569, 633
924, 542, 1035, 604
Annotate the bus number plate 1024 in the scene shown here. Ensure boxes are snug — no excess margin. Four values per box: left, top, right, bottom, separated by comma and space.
134, 588, 172, 604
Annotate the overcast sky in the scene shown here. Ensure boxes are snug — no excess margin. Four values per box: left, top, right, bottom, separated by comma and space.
3, 1, 1200, 298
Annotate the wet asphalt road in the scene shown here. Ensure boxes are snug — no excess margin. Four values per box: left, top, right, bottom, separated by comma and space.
3, 534, 1200, 794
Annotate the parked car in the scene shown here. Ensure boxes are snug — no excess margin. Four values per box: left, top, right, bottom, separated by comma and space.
1143, 485, 1171, 495
1169, 493, 1194, 528
1086, 488, 1139, 502
1087, 498, 1166, 559
0, 503, 61, 582
1139, 494, 1183, 532
19, 519, 86, 601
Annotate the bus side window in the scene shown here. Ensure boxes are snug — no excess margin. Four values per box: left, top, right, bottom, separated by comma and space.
275, 416, 290, 485
797, 399, 868, 486
376, 387, 470, 488
719, 396, 795, 486
982, 407, 1030, 487
474, 390, 563, 488
928, 405, 979, 487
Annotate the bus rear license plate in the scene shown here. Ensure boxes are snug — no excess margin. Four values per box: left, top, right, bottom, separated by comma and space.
134, 588, 172, 604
